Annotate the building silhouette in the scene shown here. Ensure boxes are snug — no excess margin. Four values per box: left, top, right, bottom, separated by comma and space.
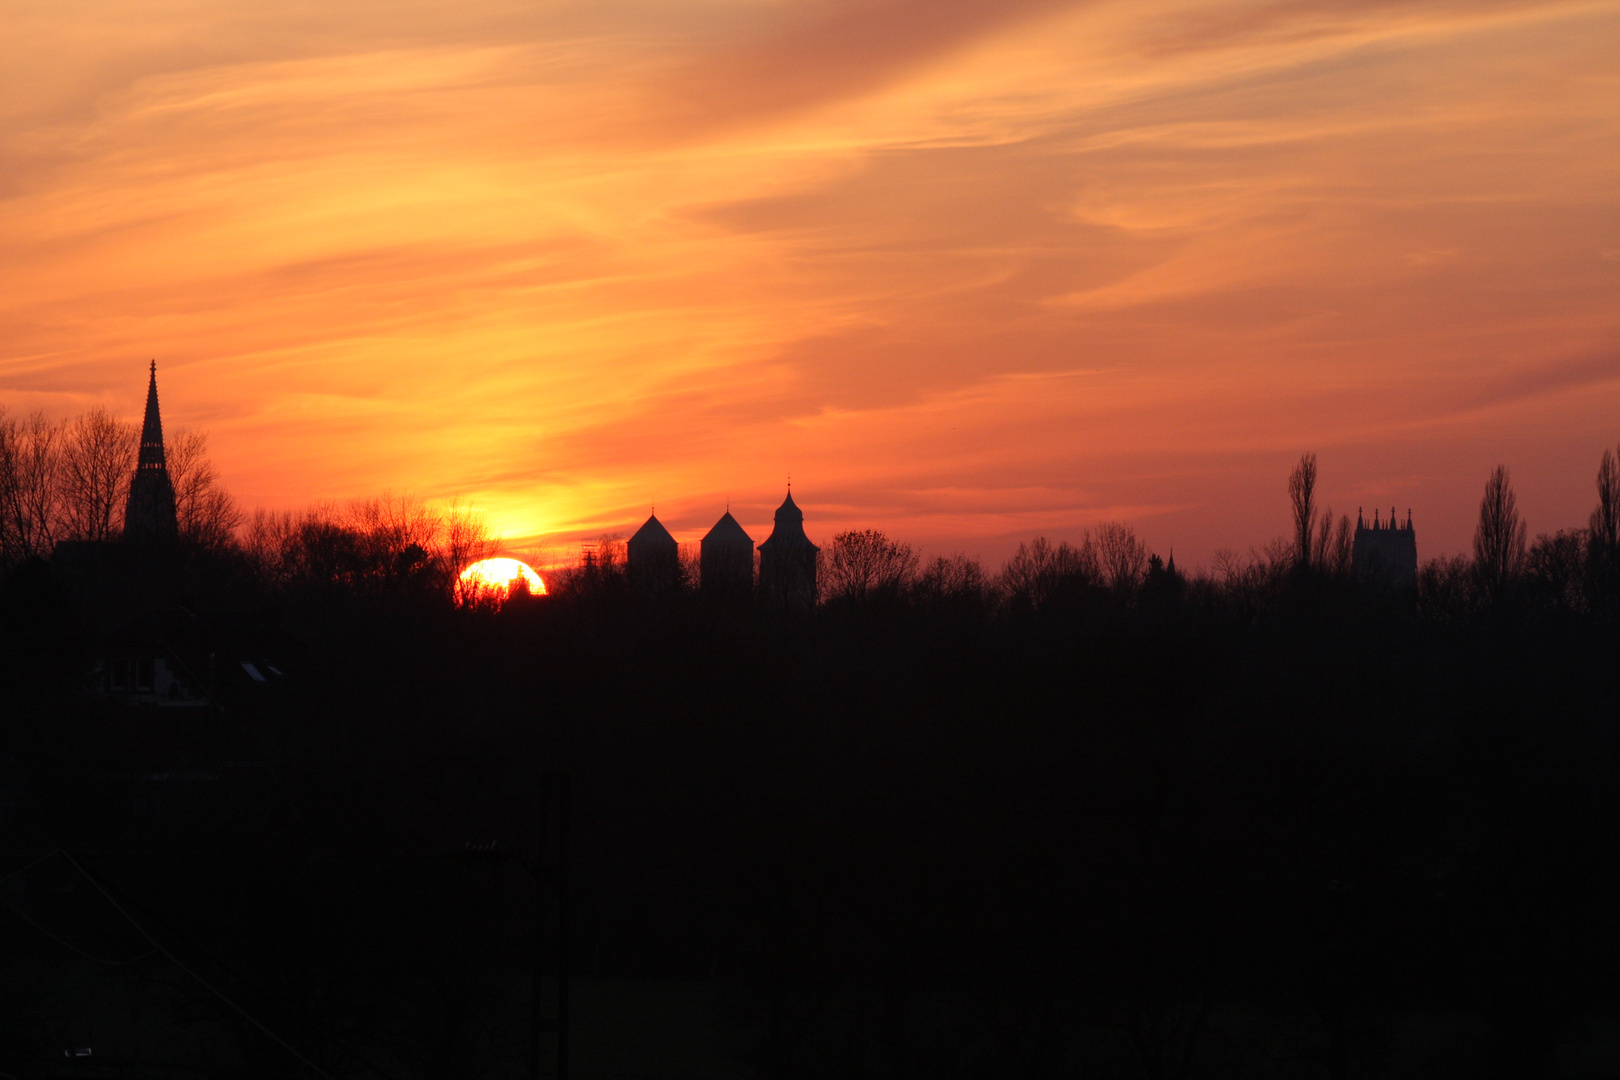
700, 510, 754, 599
627, 512, 679, 590
1353, 507, 1417, 589
757, 488, 818, 609
124, 361, 179, 543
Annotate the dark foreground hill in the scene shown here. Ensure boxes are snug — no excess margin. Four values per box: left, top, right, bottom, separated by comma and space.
3, 550, 1619, 1080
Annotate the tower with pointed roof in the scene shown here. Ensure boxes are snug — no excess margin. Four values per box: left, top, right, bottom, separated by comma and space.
758, 488, 818, 609
627, 512, 680, 591
124, 362, 179, 544
700, 509, 754, 599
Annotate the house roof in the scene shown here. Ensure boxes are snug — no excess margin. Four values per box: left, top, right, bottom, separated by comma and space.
100, 607, 303, 705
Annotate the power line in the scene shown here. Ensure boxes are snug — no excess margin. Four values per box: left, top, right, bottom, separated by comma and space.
0, 850, 61, 884
80, 860, 404, 1080
60, 851, 341, 1080
1, 849, 158, 964
11, 849, 401, 1080
1, 895, 157, 967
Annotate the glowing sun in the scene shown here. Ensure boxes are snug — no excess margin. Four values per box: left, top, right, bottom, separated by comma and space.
460, 557, 547, 600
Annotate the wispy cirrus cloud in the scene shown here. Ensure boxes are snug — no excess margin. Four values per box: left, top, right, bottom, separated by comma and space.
0, 0, 1615, 563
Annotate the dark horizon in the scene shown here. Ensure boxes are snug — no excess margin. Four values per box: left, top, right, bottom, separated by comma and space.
3, 429, 1620, 1076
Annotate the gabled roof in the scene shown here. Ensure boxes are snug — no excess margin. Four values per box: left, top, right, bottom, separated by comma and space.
628, 513, 677, 549
701, 511, 752, 547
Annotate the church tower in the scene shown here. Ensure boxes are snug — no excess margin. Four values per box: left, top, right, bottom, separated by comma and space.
627, 512, 680, 591
758, 488, 818, 609
1352, 506, 1417, 589
700, 509, 754, 599
123, 362, 179, 543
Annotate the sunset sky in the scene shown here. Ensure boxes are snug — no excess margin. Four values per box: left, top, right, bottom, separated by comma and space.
3, 0, 1617, 567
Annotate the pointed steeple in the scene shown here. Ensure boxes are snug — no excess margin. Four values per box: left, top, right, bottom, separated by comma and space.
124, 361, 179, 543
138, 360, 167, 470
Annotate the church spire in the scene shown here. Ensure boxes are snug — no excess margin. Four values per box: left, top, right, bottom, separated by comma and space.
124, 361, 179, 543
138, 360, 167, 471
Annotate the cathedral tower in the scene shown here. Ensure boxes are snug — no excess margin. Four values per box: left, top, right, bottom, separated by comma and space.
1352, 507, 1417, 589
124, 362, 179, 543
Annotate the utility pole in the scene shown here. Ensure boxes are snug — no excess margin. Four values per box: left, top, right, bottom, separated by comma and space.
531, 773, 569, 1080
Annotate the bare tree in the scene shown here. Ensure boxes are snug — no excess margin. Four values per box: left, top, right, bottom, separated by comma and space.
1313, 512, 1354, 577
1417, 554, 1477, 621
1289, 452, 1317, 571
348, 492, 449, 596
444, 498, 501, 604
1095, 521, 1149, 592
1473, 465, 1527, 597
1593, 447, 1620, 551
58, 408, 137, 541
1589, 446, 1620, 602
0, 410, 65, 566
824, 529, 918, 602
164, 428, 243, 549
1528, 529, 1586, 611
1000, 535, 1100, 609
915, 554, 988, 603
245, 507, 300, 587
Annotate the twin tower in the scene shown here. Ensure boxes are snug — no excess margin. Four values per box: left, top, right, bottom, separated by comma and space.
627, 490, 819, 607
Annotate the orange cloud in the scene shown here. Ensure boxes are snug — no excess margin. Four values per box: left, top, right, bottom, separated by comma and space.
0, 0, 1615, 567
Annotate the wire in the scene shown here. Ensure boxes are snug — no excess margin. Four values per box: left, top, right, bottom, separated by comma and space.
0, 850, 61, 885
1, 850, 157, 963
89, 864, 404, 1080
0, 895, 158, 967
60, 852, 340, 1080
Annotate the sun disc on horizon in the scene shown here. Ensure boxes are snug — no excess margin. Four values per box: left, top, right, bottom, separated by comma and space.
460, 557, 547, 600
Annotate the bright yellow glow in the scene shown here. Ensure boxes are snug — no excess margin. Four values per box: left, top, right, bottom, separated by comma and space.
460, 557, 546, 600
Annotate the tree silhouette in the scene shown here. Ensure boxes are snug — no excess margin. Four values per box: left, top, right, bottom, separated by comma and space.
824, 529, 918, 602
1000, 535, 1099, 610
1095, 521, 1149, 592
166, 428, 242, 549
1590, 446, 1620, 607
1474, 465, 1527, 599
915, 553, 988, 604
1314, 511, 1353, 577
59, 408, 136, 542
1527, 529, 1586, 611
1289, 452, 1318, 571
0, 409, 63, 566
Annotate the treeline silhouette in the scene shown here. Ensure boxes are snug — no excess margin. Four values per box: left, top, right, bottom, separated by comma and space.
3, 441, 1620, 1078
0, 406, 240, 559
